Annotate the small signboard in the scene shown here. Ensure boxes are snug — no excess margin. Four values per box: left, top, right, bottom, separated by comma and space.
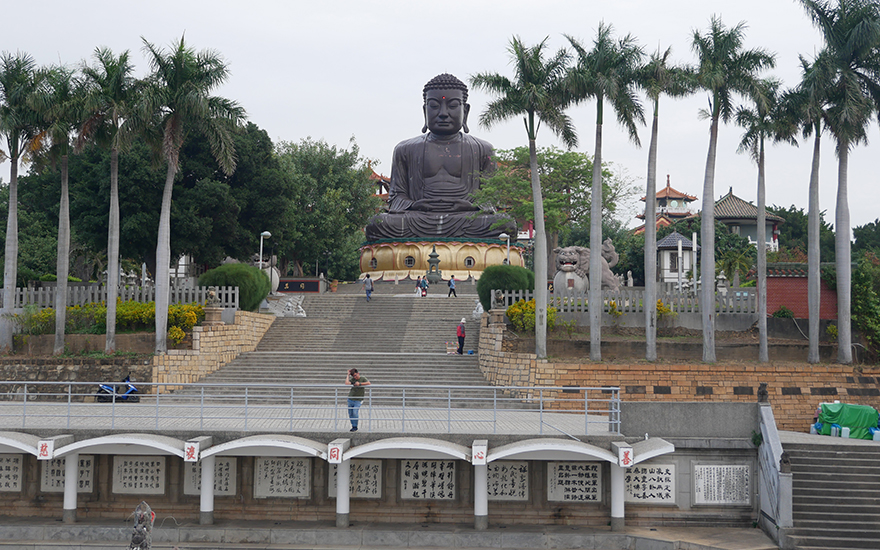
278, 279, 321, 293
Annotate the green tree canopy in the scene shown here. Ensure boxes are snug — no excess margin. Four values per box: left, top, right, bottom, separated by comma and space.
471, 146, 638, 240
854, 219, 880, 256
275, 137, 381, 278
768, 204, 836, 262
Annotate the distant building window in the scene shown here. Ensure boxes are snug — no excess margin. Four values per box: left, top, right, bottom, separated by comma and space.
369, 258, 377, 269
731, 225, 740, 235
670, 252, 678, 271
404, 256, 416, 268
464, 256, 475, 268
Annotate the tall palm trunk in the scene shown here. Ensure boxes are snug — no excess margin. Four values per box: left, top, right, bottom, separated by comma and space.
807, 131, 821, 363
756, 141, 768, 362
589, 99, 604, 361
1, 156, 19, 351
154, 162, 176, 354
105, 147, 120, 353
836, 143, 852, 364
700, 113, 719, 363
644, 105, 659, 361
530, 134, 548, 359
53, 155, 71, 354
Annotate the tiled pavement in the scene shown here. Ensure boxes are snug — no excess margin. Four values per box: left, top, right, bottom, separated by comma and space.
0, 401, 615, 436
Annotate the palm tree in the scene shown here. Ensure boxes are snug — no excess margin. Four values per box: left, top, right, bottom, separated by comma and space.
735, 78, 797, 362
691, 17, 775, 362
635, 47, 693, 361
0, 52, 43, 350
30, 65, 86, 354
78, 47, 140, 353
140, 36, 245, 353
471, 36, 577, 359
799, 0, 880, 364
565, 23, 645, 362
786, 53, 834, 363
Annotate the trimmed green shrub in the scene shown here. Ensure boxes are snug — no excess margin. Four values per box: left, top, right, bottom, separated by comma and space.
38, 274, 82, 282
199, 263, 271, 312
772, 305, 795, 318
476, 264, 535, 312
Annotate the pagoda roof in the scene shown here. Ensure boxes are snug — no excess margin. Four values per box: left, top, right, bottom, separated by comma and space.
656, 231, 699, 251
640, 176, 698, 202
715, 188, 784, 223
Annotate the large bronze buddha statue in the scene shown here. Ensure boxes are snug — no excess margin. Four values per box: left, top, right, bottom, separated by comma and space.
365, 74, 516, 241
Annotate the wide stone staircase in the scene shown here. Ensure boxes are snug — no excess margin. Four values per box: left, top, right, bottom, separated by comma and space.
176, 291, 511, 406
785, 441, 880, 549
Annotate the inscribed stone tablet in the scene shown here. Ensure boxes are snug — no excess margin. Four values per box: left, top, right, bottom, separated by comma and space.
693, 464, 751, 505
183, 458, 237, 496
400, 460, 456, 500
0, 454, 22, 492
624, 464, 675, 504
112, 456, 165, 495
40, 455, 94, 493
254, 457, 311, 498
329, 459, 382, 498
547, 462, 602, 502
487, 461, 528, 501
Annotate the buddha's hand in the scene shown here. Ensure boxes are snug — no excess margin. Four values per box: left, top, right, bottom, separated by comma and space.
411, 199, 479, 212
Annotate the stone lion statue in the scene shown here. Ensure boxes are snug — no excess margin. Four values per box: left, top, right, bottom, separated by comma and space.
552, 239, 620, 293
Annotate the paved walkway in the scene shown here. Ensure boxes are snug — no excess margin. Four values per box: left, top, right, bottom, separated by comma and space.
0, 401, 614, 436
0, 517, 779, 550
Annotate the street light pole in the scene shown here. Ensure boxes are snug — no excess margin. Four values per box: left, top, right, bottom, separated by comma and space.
259, 231, 272, 270
498, 233, 511, 265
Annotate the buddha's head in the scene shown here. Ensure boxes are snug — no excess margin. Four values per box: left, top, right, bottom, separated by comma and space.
422, 73, 470, 135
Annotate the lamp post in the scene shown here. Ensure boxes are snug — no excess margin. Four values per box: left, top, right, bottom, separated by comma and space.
259, 231, 272, 269
498, 233, 510, 265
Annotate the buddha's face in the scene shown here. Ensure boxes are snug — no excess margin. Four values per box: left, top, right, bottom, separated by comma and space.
424, 88, 469, 135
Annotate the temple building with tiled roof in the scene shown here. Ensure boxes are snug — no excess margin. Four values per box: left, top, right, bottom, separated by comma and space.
714, 187, 783, 251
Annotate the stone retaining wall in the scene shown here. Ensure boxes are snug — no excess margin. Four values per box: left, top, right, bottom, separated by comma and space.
151, 311, 274, 390
478, 311, 879, 433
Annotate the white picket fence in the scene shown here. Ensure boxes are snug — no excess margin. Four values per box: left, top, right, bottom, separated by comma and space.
500, 287, 757, 315
1, 283, 239, 310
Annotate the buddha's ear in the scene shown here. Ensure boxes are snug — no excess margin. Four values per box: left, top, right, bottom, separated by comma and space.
422, 104, 428, 134
463, 102, 471, 133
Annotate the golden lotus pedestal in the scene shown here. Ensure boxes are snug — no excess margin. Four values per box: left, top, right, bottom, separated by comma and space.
359, 239, 524, 281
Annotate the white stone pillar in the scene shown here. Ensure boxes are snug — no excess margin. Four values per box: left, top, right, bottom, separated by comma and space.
610, 463, 625, 531
200, 455, 216, 525
472, 439, 489, 530
336, 459, 351, 527
474, 463, 488, 530
62, 453, 78, 523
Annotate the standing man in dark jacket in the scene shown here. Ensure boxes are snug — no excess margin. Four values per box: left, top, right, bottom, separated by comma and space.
345, 369, 371, 432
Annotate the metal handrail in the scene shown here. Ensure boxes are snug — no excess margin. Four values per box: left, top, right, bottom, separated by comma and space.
0, 381, 621, 436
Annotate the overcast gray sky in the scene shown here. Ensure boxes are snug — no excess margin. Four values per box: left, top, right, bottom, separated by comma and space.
3, 0, 878, 233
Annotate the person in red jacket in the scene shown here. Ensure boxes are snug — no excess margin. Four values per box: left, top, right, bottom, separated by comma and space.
456, 318, 466, 355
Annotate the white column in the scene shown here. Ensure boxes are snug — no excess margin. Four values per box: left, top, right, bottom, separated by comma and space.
200, 455, 216, 525
474, 463, 488, 530
610, 463, 625, 531
336, 459, 351, 527
62, 453, 78, 523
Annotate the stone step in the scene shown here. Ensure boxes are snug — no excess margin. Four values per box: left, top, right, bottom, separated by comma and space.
787, 535, 880, 549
